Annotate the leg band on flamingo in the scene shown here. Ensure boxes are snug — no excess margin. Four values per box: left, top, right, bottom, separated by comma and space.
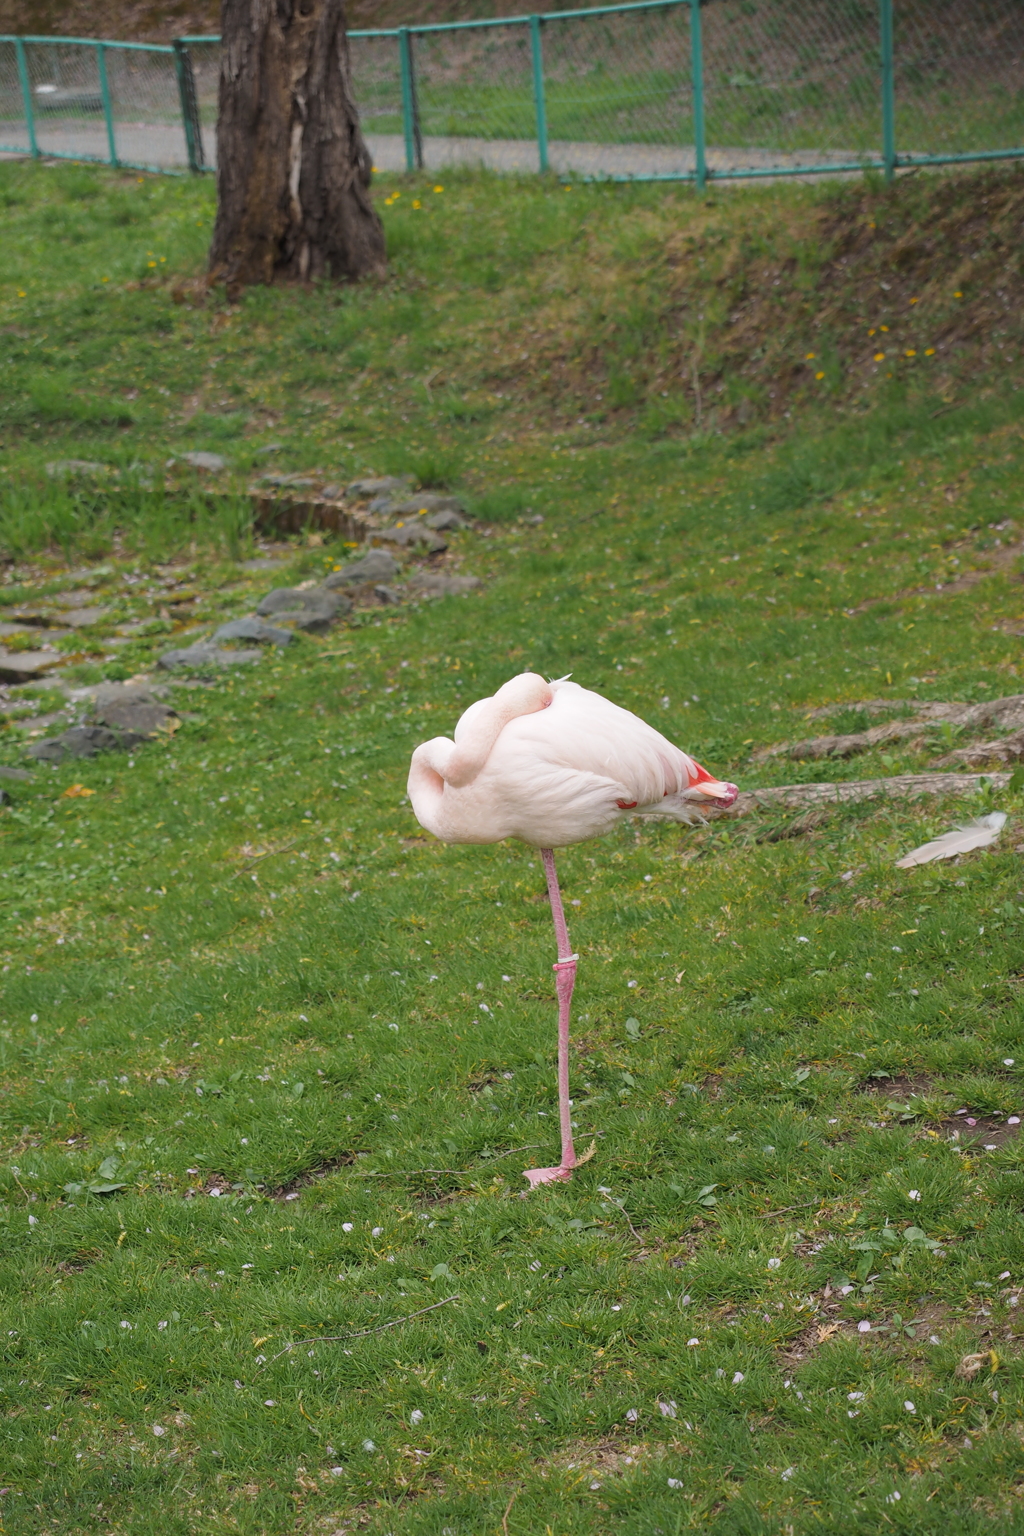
524, 849, 580, 1189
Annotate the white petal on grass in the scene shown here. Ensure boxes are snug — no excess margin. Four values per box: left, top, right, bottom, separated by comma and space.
667, 1478, 684, 1489
904, 1400, 916, 1413
847, 1392, 864, 1402
858, 1320, 872, 1333
907, 1190, 922, 1201
781, 1467, 795, 1481
410, 1409, 424, 1426
625, 1407, 639, 1423
732, 1372, 745, 1385
767, 1257, 782, 1270
659, 1400, 678, 1418
152, 1424, 166, 1436
362, 1439, 376, 1452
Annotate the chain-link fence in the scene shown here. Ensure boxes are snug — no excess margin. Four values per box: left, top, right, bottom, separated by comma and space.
3, 1, 1024, 183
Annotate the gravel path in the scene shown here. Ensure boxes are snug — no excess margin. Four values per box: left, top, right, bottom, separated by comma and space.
1, 122, 873, 182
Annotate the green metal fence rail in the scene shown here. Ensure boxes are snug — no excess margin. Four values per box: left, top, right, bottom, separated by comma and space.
3, 0, 1024, 184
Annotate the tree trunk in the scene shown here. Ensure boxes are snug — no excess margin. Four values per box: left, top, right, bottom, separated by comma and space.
210, 0, 385, 294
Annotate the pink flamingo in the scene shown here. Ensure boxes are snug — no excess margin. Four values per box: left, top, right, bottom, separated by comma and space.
407, 674, 738, 1188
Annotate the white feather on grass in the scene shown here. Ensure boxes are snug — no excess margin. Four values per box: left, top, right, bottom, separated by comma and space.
896, 811, 1007, 869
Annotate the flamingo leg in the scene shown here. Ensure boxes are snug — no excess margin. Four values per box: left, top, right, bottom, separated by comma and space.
523, 848, 578, 1189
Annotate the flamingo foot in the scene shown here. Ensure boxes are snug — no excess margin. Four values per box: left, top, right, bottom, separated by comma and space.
523, 1163, 574, 1189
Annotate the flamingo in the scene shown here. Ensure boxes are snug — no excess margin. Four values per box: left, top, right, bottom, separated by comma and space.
407, 673, 738, 1188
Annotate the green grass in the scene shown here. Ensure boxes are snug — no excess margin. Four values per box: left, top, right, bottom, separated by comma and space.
3, 160, 1024, 1533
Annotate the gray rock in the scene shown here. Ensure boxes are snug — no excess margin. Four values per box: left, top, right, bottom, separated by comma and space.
52, 589, 102, 609
241, 558, 287, 573
0, 765, 34, 782
158, 643, 261, 671
347, 475, 415, 499
322, 549, 401, 588
92, 699, 178, 736
61, 607, 110, 629
213, 617, 293, 648
389, 494, 465, 517
254, 443, 285, 456
368, 494, 396, 513
407, 572, 482, 597
374, 585, 405, 605
256, 588, 350, 629
178, 452, 228, 473
27, 725, 144, 763
320, 484, 342, 500
425, 509, 470, 531
45, 459, 111, 479
0, 651, 65, 685
256, 473, 317, 489
375, 525, 447, 553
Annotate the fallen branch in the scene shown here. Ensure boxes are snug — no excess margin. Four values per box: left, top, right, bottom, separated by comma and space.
261, 1294, 460, 1366
761, 694, 1024, 762
724, 770, 1012, 817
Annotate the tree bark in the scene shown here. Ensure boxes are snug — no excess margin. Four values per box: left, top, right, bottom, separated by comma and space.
210, 0, 385, 294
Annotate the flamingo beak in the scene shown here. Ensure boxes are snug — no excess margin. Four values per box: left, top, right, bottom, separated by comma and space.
689, 761, 739, 809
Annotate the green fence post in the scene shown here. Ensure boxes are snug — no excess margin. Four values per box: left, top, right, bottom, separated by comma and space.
96, 42, 117, 166
880, 0, 895, 182
172, 38, 204, 172
14, 37, 39, 158
398, 27, 417, 173
530, 15, 549, 174
689, 0, 707, 191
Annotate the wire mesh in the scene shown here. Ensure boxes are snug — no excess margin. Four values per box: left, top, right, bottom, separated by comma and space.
701, 0, 883, 178
349, 30, 403, 162
23, 40, 108, 163
405, 22, 538, 173
178, 37, 220, 170
540, 3, 692, 178
894, 0, 1024, 161
105, 45, 188, 170
0, 40, 30, 153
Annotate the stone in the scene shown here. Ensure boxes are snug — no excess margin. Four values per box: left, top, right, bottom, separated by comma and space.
53, 589, 103, 609
92, 699, 178, 737
177, 452, 227, 473
425, 509, 470, 531
60, 607, 110, 629
0, 651, 65, 685
389, 494, 465, 518
374, 585, 405, 605
347, 475, 415, 499
320, 484, 342, 500
407, 572, 482, 597
256, 588, 350, 631
322, 549, 401, 588
254, 443, 285, 456
368, 494, 396, 513
256, 473, 318, 489
375, 525, 447, 553
158, 643, 261, 671
213, 617, 293, 647
0, 765, 34, 782
241, 558, 287, 573
45, 459, 111, 478
27, 725, 144, 763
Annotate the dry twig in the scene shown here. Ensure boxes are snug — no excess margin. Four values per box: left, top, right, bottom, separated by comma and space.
261, 1294, 459, 1367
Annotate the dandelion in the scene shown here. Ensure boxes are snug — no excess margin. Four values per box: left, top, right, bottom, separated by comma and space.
905, 350, 916, 357
412, 200, 422, 209
868, 328, 876, 336
805, 352, 816, 360
910, 296, 919, 304
925, 347, 935, 355
954, 290, 962, 298
147, 261, 157, 268
433, 184, 444, 193
880, 324, 889, 331
815, 371, 825, 381
874, 352, 885, 362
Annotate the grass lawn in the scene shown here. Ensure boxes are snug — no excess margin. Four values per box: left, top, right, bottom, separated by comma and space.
2, 158, 1024, 1534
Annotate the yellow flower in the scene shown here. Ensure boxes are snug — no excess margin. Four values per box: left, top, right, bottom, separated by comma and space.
433, 184, 444, 193
880, 324, 889, 332
412, 199, 422, 209
101, 276, 109, 283
805, 352, 816, 360
909, 296, 919, 304
815, 371, 825, 380
954, 290, 962, 297
874, 352, 885, 361
147, 260, 157, 268
925, 347, 935, 356
17, 289, 26, 298
868, 328, 876, 336
905, 349, 916, 357
372, 165, 379, 173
